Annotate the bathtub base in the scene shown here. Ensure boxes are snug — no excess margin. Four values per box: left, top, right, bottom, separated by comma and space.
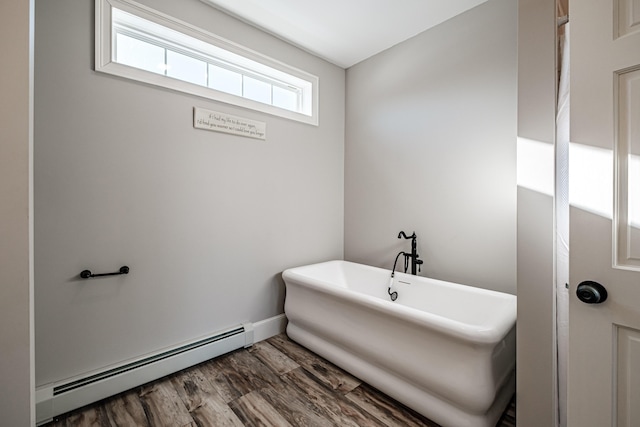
288, 323, 515, 427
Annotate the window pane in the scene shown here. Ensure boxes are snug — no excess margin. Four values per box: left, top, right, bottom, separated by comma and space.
103, 1, 317, 123
243, 76, 272, 105
115, 33, 165, 75
273, 86, 299, 112
166, 50, 207, 86
208, 64, 242, 96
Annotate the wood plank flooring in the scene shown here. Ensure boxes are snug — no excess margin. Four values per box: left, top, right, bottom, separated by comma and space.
43, 334, 516, 427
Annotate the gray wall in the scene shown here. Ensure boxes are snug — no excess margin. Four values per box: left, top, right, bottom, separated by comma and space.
344, 0, 517, 294
35, 0, 345, 386
0, 0, 34, 424
516, 0, 557, 425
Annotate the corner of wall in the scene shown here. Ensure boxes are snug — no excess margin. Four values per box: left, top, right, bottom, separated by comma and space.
516, 0, 558, 425
0, 0, 35, 425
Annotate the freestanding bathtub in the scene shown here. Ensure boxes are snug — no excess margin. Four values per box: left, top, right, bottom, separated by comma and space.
282, 260, 516, 427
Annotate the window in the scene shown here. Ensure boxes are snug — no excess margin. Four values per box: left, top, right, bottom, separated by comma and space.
96, 0, 318, 125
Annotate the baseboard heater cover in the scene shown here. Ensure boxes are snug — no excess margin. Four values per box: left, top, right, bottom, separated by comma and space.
36, 322, 254, 425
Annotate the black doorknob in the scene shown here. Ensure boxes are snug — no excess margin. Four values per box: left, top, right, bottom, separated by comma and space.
576, 281, 608, 304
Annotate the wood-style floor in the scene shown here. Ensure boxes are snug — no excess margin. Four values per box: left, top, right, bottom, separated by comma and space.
44, 334, 516, 427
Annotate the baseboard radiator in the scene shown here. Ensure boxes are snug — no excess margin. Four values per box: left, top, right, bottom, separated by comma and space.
36, 322, 254, 425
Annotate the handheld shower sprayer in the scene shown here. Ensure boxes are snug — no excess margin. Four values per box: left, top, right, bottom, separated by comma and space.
388, 276, 398, 301
388, 251, 405, 302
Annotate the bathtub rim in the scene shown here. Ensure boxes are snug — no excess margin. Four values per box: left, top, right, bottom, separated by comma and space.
282, 259, 516, 345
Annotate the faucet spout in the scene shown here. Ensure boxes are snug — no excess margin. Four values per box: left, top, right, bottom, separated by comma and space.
397, 231, 415, 240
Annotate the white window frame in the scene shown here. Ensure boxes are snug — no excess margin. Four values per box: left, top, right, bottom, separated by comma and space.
95, 0, 319, 125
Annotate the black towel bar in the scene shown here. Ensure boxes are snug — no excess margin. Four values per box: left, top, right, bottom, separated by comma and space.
80, 266, 129, 279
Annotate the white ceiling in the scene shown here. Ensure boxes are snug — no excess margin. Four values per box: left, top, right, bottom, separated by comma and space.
200, 0, 489, 68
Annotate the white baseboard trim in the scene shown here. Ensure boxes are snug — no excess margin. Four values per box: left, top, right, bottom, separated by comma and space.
253, 313, 287, 342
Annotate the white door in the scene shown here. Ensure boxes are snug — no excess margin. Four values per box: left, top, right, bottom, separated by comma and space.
569, 0, 640, 425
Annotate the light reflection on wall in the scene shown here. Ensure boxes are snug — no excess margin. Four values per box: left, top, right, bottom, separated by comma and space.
518, 139, 615, 221
517, 137, 554, 196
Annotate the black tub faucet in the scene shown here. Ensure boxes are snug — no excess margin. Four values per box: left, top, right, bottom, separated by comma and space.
398, 231, 423, 275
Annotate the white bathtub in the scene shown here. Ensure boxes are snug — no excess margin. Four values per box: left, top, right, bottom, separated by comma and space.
282, 260, 516, 427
